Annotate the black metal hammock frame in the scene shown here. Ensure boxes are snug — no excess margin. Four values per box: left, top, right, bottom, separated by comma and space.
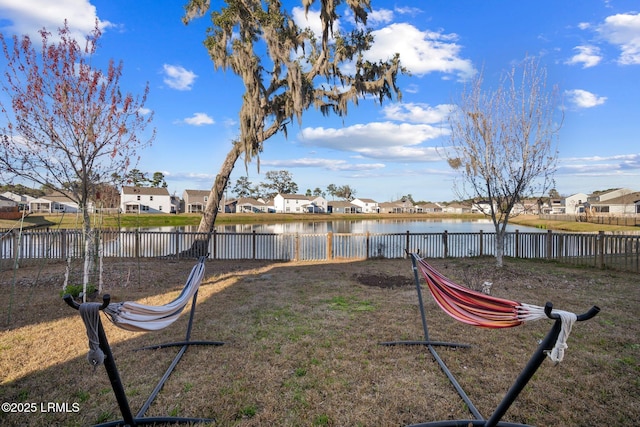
381, 253, 600, 427
64, 257, 223, 427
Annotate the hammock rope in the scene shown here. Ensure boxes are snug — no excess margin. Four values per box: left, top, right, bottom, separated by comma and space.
414, 255, 577, 362
103, 258, 205, 332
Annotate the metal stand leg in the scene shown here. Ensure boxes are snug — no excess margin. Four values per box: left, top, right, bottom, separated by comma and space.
379, 254, 470, 348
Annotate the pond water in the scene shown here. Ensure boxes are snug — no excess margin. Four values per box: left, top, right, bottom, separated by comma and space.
138, 218, 540, 234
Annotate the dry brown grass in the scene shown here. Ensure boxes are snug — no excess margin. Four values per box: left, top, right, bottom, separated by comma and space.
0, 256, 638, 426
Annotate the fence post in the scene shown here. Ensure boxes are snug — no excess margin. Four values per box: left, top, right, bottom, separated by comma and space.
443, 230, 448, 258
515, 230, 520, 258
405, 231, 410, 258
134, 229, 140, 259
546, 230, 552, 260
175, 229, 180, 258
61, 229, 67, 261
327, 232, 333, 260
597, 231, 605, 269
295, 233, 300, 261
252, 230, 256, 260
366, 231, 370, 259
479, 230, 483, 256
11, 230, 19, 263
212, 230, 217, 259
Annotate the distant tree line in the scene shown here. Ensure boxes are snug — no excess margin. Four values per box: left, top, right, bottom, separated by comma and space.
230, 170, 360, 201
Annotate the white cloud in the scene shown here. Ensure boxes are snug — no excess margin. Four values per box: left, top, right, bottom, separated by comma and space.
162, 64, 197, 91
0, 0, 112, 40
366, 23, 476, 80
262, 157, 385, 172
565, 89, 607, 109
299, 121, 445, 162
382, 102, 452, 124
597, 12, 640, 65
367, 9, 394, 26
565, 45, 602, 68
183, 112, 214, 126
558, 153, 640, 175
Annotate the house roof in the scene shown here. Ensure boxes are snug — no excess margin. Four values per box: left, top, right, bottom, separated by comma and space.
237, 197, 265, 206
183, 189, 211, 197
278, 193, 311, 200
122, 186, 170, 196
329, 201, 358, 208
590, 192, 640, 205
417, 202, 441, 209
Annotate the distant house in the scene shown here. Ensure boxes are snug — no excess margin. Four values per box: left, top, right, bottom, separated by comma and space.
235, 197, 271, 213
1, 192, 35, 211
183, 189, 213, 213
352, 198, 379, 213
273, 194, 327, 213
416, 202, 443, 213
443, 203, 472, 214
0, 195, 17, 209
29, 192, 84, 214
120, 186, 172, 214
588, 189, 640, 215
564, 193, 589, 215
328, 200, 362, 214
378, 201, 404, 214
472, 200, 494, 215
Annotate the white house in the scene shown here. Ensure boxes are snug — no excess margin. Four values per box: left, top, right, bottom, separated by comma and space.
29, 193, 83, 213
273, 194, 327, 213
589, 190, 640, 215
563, 193, 589, 214
352, 198, 379, 213
2, 192, 35, 211
0, 195, 17, 209
120, 186, 172, 214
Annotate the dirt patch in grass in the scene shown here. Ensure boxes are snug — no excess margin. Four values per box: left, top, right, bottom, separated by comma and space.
0, 256, 638, 426
355, 273, 413, 289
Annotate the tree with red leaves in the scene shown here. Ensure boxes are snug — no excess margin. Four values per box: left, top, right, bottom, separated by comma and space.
0, 21, 155, 295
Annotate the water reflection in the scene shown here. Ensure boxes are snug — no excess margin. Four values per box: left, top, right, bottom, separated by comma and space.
136, 219, 538, 234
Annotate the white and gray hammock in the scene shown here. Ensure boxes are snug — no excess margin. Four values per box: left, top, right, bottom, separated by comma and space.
102, 258, 205, 332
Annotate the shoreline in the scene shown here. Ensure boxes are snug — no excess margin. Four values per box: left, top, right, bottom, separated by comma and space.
1, 212, 637, 233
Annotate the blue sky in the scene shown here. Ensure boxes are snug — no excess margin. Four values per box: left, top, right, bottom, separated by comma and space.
0, 0, 638, 202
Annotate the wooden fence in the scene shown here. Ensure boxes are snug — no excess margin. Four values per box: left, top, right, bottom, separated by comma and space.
540, 213, 640, 227
2, 229, 639, 273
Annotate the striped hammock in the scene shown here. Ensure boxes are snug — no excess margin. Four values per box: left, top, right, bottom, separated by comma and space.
414, 254, 577, 362
414, 255, 549, 328
103, 258, 205, 332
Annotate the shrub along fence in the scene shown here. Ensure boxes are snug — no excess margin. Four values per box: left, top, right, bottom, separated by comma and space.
1, 229, 638, 273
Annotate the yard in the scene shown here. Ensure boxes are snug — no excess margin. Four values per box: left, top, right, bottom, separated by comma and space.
0, 256, 638, 426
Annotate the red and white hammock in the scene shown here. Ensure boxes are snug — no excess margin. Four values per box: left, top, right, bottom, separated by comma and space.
414, 255, 577, 361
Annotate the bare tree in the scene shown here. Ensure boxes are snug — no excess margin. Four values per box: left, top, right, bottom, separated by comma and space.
0, 21, 154, 292
446, 57, 561, 267
182, 0, 403, 254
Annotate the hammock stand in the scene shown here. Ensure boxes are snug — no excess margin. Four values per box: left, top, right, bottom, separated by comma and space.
382, 253, 599, 427
64, 256, 223, 427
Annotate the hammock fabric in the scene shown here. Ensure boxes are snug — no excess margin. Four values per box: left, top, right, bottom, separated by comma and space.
414, 255, 551, 328
413, 255, 577, 362
103, 258, 205, 332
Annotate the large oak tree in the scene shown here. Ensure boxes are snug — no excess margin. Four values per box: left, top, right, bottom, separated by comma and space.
183, 0, 404, 254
